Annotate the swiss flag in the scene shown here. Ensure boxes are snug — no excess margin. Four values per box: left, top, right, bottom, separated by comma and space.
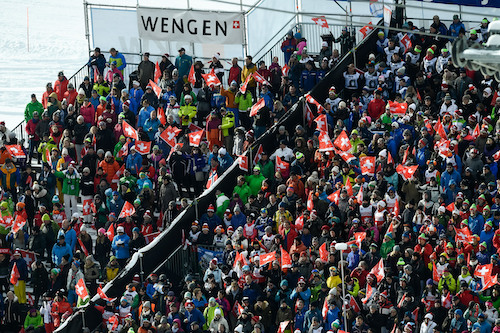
318, 131, 334, 151
157, 107, 167, 126
145, 231, 161, 244
154, 61, 162, 82
370, 259, 385, 283
235, 301, 244, 316
360, 22, 374, 38
188, 129, 204, 147
322, 297, 329, 319
435, 139, 451, 159
75, 278, 89, 301
83, 199, 93, 216
328, 189, 340, 205
134, 141, 151, 155
282, 64, 290, 77
276, 155, 289, 174
259, 251, 276, 266
442, 292, 452, 308
362, 284, 374, 304
481, 274, 499, 292
305, 93, 325, 113
112, 164, 125, 186
107, 224, 115, 242
250, 98, 266, 117
280, 245, 292, 270
475, 263, 493, 283
454, 226, 472, 244
78, 238, 89, 256
188, 123, 203, 133
345, 178, 353, 196
433, 261, 444, 283
160, 126, 182, 148
188, 64, 196, 85
148, 80, 162, 98
312, 16, 329, 28
356, 185, 364, 203
252, 72, 271, 86
10, 262, 20, 285
393, 198, 400, 217
117, 139, 130, 159
400, 34, 412, 52
240, 73, 252, 93
334, 130, 352, 151
18, 250, 36, 267
348, 294, 361, 313
396, 164, 418, 180
472, 123, 480, 140
402, 146, 410, 164
278, 321, 290, 333
201, 68, 221, 87
238, 155, 249, 172
387, 151, 394, 164
305, 103, 314, 127
446, 202, 455, 212
12, 215, 26, 233
388, 100, 407, 116
119, 201, 136, 219
336, 149, 356, 163
295, 215, 304, 231
307, 192, 314, 211
253, 144, 264, 165
434, 118, 448, 140
493, 150, 500, 162
5, 145, 26, 158
207, 169, 218, 189
234, 251, 248, 268
97, 284, 116, 302
0, 215, 13, 229
122, 120, 138, 140
360, 156, 376, 176
319, 242, 329, 262
385, 222, 394, 239
314, 114, 328, 132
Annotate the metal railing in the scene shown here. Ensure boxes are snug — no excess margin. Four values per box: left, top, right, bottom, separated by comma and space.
150, 244, 200, 282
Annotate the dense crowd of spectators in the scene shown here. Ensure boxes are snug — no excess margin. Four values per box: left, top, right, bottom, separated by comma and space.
1, 9, 499, 333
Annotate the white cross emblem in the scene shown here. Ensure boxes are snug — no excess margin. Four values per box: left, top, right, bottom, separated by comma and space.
125, 127, 135, 136
340, 137, 350, 148
321, 136, 330, 145
137, 143, 147, 151
167, 131, 176, 141
364, 160, 373, 170
83, 202, 90, 213
233, 21, 240, 29
23, 253, 32, 264
477, 266, 489, 276
191, 133, 201, 142
76, 284, 84, 295
10, 147, 18, 153
316, 118, 324, 129
124, 208, 134, 215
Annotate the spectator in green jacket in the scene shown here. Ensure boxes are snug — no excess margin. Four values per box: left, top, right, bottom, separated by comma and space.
245, 166, 265, 196
109, 48, 127, 74
257, 151, 274, 180
220, 108, 235, 154
25, 94, 44, 122
175, 47, 193, 80
234, 89, 253, 129
233, 175, 252, 204
24, 308, 43, 331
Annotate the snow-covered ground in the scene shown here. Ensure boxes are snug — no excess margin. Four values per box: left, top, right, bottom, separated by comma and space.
0, 0, 88, 129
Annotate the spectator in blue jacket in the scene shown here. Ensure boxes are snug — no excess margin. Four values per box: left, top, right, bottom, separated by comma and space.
52, 234, 73, 266
137, 99, 154, 129
449, 15, 466, 37
143, 110, 161, 141
129, 81, 144, 115
290, 276, 312, 309
441, 163, 461, 192
281, 30, 297, 65
217, 148, 233, 172
112, 226, 130, 268
432, 15, 448, 36
57, 219, 77, 251
300, 61, 318, 94
175, 48, 193, 80
469, 204, 485, 236
184, 299, 205, 332
108, 191, 124, 216
87, 47, 106, 82
126, 146, 143, 176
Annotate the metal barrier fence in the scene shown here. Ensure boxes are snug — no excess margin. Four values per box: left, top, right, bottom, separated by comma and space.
151, 244, 200, 282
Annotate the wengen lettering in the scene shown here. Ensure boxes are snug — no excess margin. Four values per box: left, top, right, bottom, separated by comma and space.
141, 16, 228, 36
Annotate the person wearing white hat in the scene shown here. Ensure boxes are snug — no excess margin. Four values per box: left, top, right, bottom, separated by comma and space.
319, 41, 332, 60
209, 52, 224, 82
112, 225, 130, 267
420, 313, 437, 333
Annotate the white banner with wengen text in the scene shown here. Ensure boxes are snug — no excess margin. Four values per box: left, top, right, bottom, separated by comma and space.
137, 7, 244, 45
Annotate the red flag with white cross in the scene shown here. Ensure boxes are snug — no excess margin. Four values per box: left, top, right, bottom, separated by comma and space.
370, 259, 385, 283
201, 68, 221, 87
259, 251, 276, 266
312, 16, 329, 28
148, 80, 162, 98
318, 131, 334, 151
83, 199, 93, 216
334, 130, 352, 151
154, 61, 162, 82
76, 278, 89, 300
160, 126, 181, 148
238, 155, 249, 172
122, 121, 138, 140
188, 65, 196, 85
119, 201, 136, 219
134, 141, 151, 155
276, 155, 289, 174
5, 145, 26, 158
188, 130, 204, 147
314, 114, 328, 133
250, 98, 266, 117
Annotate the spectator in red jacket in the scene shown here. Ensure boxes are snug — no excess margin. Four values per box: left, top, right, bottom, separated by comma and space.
54, 71, 69, 102
228, 57, 242, 87
63, 83, 78, 106
367, 89, 386, 120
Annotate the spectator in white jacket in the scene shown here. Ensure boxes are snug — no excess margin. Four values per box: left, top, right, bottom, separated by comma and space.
420, 313, 437, 333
